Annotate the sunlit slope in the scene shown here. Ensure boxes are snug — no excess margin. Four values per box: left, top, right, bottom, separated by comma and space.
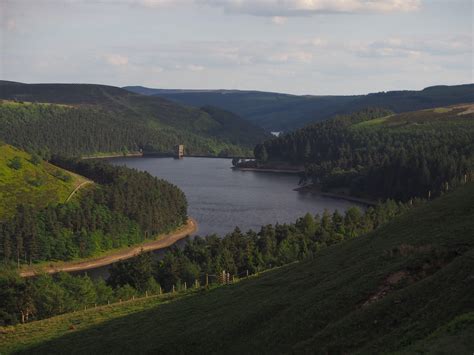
0, 143, 89, 219
2, 183, 473, 354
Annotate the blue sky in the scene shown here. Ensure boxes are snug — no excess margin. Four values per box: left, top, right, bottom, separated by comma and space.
1, 0, 472, 95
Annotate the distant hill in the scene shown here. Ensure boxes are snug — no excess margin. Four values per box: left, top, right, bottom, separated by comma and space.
3, 182, 473, 354
0, 143, 89, 220
124, 84, 474, 131
253, 104, 474, 200
0, 82, 269, 157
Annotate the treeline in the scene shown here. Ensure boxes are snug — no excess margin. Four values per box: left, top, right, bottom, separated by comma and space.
114, 199, 417, 291
254, 108, 474, 200
0, 198, 416, 325
0, 102, 252, 158
0, 159, 187, 264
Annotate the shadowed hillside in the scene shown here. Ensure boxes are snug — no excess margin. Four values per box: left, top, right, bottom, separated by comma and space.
2, 183, 473, 354
125, 84, 474, 131
0, 82, 269, 157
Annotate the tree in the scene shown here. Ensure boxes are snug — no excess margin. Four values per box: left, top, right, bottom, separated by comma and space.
254, 144, 268, 162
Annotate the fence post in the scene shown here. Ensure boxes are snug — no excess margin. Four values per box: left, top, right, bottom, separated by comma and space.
246, 269, 249, 278
172, 285, 175, 293
159, 286, 162, 295
195, 279, 199, 288
464, 174, 467, 184
184, 282, 187, 291
145, 291, 148, 298
428, 190, 431, 200
108, 300, 110, 305
227, 272, 230, 285
222, 270, 226, 285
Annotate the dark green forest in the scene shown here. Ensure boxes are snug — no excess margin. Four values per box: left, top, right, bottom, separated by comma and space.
0, 159, 187, 264
253, 106, 474, 200
0, 196, 415, 325
125, 84, 474, 131
0, 81, 269, 157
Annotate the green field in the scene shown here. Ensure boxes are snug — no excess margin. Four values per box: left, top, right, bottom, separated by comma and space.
0, 143, 89, 219
1, 183, 473, 354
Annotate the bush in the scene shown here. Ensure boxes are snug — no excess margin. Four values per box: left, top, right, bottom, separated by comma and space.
8, 156, 22, 170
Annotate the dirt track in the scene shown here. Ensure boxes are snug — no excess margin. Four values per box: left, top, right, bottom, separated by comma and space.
20, 218, 198, 277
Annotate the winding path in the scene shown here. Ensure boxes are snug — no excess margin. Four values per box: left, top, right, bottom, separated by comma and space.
65, 180, 93, 202
20, 218, 198, 277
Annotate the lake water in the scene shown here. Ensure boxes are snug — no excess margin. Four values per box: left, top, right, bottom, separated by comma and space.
79, 157, 359, 279
109, 157, 359, 236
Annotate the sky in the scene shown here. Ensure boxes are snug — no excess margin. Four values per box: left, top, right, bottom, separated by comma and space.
0, 0, 472, 95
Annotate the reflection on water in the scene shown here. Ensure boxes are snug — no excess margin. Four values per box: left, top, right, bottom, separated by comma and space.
79, 157, 360, 279
109, 157, 358, 236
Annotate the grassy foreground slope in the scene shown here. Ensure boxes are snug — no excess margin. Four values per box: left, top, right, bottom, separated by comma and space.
0, 143, 88, 220
2, 183, 473, 354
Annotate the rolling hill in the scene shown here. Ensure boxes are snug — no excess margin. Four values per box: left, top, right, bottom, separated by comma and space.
0, 81, 269, 157
254, 104, 474, 200
1, 182, 473, 354
0, 143, 89, 220
124, 84, 474, 131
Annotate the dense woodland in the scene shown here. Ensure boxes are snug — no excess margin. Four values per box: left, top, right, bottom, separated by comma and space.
0, 101, 255, 158
127, 84, 474, 131
0, 159, 187, 264
0, 197, 418, 325
253, 107, 474, 200
0, 81, 269, 157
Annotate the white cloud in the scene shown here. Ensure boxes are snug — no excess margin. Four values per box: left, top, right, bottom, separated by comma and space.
271, 16, 287, 25
104, 54, 129, 66
25, 0, 421, 16
187, 64, 205, 71
199, 0, 421, 16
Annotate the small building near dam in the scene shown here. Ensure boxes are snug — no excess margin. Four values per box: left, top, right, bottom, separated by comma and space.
175, 144, 184, 159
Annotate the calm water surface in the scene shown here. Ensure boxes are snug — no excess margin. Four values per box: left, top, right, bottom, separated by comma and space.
80, 157, 359, 279
109, 157, 358, 236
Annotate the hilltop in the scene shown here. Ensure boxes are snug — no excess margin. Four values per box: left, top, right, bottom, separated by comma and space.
124, 84, 474, 131
0, 82, 269, 157
252, 105, 474, 201
1, 182, 473, 354
0, 143, 89, 220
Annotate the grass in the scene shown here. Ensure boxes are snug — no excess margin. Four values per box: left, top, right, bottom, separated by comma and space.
0, 143, 89, 220
352, 115, 390, 128
1, 183, 473, 354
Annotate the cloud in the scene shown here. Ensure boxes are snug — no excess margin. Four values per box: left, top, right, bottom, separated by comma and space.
199, 0, 421, 16
271, 16, 287, 25
104, 54, 129, 66
21, 0, 421, 16
187, 64, 205, 71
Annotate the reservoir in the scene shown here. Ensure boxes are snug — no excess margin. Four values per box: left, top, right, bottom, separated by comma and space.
79, 157, 360, 278
109, 157, 359, 236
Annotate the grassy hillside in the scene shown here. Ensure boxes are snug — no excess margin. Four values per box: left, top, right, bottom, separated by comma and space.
2, 183, 473, 354
125, 84, 474, 131
0, 82, 269, 157
0, 143, 89, 220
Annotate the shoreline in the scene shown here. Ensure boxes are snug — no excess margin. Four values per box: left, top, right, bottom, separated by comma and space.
232, 167, 304, 174
82, 152, 143, 160
295, 185, 377, 206
20, 218, 198, 277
